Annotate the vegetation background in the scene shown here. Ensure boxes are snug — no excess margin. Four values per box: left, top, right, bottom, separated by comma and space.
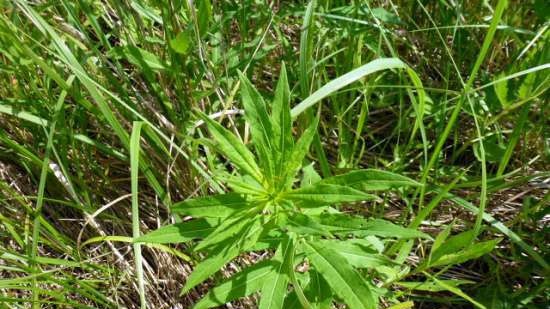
0, 0, 548, 308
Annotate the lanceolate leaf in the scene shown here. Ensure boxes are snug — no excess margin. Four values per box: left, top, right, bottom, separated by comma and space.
238, 71, 276, 182
424, 273, 487, 309
356, 218, 430, 239
304, 270, 333, 309
135, 219, 213, 244
222, 174, 266, 196
193, 260, 276, 309
182, 219, 264, 293
285, 183, 379, 206
282, 116, 319, 189
183, 244, 241, 294
197, 0, 212, 37
431, 221, 454, 254
194, 213, 254, 251
313, 239, 394, 269
320, 169, 421, 191
396, 279, 475, 292
303, 241, 378, 309
271, 63, 294, 181
430, 239, 500, 268
251, 230, 284, 251
197, 112, 263, 182
171, 193, 249, 218
285, 213, 332, 237
259, 237, 294, 309
430, 230, 474, 262
316, 213, 430, 239
109, 45, 168, 71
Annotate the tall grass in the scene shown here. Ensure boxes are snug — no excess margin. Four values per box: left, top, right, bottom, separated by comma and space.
0, 0, 548, 308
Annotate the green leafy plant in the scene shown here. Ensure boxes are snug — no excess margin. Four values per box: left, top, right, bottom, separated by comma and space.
139, 65, 430, 309
0, 0, 547, 307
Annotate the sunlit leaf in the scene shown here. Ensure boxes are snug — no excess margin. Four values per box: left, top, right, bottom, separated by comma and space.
285, 213, 332, 237
282, 117, 319, 189
171, 193, 249, 218
316, 213, 430, 239
193, 260, 276, 309
285, 184, 379, 206
197, 111, 263, 182
198, 0, 212, 37
396, 279, 475, 292
303, 241, 378, 309
170, 30, 193, 54
320, 169, 421, 191
430, 239, 500, 268
182, 219, 264, 293
313, 239, 393, 268
271, 63, 294, 185
136, 219, 213, 244
109, 46, 167, 71
258, 237, 293, 309
238, 71, 276, 182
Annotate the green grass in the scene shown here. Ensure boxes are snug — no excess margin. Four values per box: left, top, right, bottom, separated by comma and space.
0, 0, 548, 308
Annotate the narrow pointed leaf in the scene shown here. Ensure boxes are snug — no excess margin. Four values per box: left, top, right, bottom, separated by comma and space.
171, 193, 249, 218
321, 169, 421, 191
317, 213, 430, 239
197, 112, 262, 182
194, 213, 252, 251
431, 222, 454, 255
272, 63, 294, 180
197, 0, 212, 37
282, 117, 319, 189
313, 239, 393, 268
109, 46, 167, 71
424, 273, 487, 309
395, 279, 475, 292
303, 241, 377, 309
183, 244, 241, 294
304, 270, 333, 309
285, 213, 332, 237
285, 184, 379, 206
272, 64, 292, 149
193, 260, 276, 309
136, 219, 214, 244
220, 174, 267, 196
238, 71, 276, 180
259, 237, 293, 309
430, 239, 500, 268
431, 230, 474, 262
182, 219, 264, 293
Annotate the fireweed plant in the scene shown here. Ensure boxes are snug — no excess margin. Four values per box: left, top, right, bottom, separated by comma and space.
138, 65, 487, 309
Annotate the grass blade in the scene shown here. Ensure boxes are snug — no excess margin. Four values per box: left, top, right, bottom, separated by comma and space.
291, 58, 408, 117
130, 121, 146, 309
